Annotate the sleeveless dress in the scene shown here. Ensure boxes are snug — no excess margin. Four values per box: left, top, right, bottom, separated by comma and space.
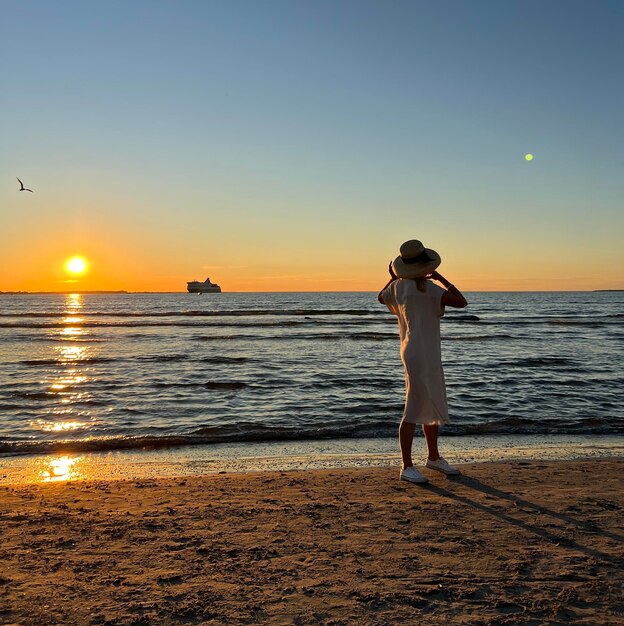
380, 278, 449, 425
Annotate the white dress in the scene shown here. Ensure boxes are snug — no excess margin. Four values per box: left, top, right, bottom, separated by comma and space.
381, 278, 449, 425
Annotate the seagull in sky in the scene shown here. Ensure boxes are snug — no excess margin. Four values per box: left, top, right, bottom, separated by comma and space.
17, 177, 33, 192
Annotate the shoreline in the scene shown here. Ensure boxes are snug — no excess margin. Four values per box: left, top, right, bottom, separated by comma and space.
1, 459, 622, 624
1, 433, 623, 486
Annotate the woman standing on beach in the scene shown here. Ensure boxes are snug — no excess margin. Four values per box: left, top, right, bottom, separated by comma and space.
378, 240, 468, 484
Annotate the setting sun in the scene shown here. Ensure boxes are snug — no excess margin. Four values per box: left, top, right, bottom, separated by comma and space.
65, 256, 89, 276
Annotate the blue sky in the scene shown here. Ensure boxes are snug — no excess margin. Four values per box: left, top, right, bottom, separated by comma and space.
1, 0, 622, 290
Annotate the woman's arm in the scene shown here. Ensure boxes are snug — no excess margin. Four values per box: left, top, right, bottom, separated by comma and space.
378, 262, 398, 304
429, 270, 468, 308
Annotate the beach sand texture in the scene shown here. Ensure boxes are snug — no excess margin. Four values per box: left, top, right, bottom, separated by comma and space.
1, 460, 622, 625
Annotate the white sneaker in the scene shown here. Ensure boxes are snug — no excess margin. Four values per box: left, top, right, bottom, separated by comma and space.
425, 457, 461, 476
400, 466, 429, 484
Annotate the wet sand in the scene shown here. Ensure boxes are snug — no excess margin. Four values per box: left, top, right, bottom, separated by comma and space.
2, 434, 623, 485
1, 459, 623, 625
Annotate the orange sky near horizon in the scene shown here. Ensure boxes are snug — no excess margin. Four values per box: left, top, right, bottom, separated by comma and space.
1, 216, 621, 292
1, 181, 622, 293
1, 184, 623, 293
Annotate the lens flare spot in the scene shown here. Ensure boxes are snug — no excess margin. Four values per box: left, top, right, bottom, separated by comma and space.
525, 153, 534, 161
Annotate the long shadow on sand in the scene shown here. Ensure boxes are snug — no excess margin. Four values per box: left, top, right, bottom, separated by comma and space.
416, 477, 623, 568
455, 474, 624, 544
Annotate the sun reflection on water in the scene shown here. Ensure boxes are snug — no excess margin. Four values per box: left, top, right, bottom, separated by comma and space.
66, 293, 83, 312
45, 371, 91, 407
59, 345, 89, 361
35, 293, 98, 435
63, 316, 84, 324
60, 295, 86, 339
49, 374, 88, 392
37, 420, 88, 432
61, 326, 86, 339
41, 456, 83, 482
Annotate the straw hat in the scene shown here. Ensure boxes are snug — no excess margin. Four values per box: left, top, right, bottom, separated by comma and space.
392, 240, 441, 279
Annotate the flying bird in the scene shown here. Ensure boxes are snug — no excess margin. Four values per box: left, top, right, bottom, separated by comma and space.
17, 177, 33, 192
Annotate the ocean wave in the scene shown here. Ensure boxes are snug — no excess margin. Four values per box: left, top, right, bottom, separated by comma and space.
6, 391, 105, 405
0, 403, 22, 410
0, 320, 377, 330
548, 320, 610, 327
0, 309, 619, 323
193, 334, 256, 341
0, 308, 382, 319
302, 376, 398, 390
1, 418, 621, 456
447, 314, 480, 321
135, 354, 190, 362
461, 417, 539, 433
347, 332, 397, 340
199, 356, 250, 364
0, 315, 620, 330
150, 380, 249, 390
191, 331, 397, 341
0, 417, 397, 456
16, 354, 246, 367
443, 334, 516, 341
474, 317, 617, 327
203, 381, 248, 390
496, 357, 577, 368
8, 391, 53, 401
20, 357, 114, 366
2, 318, 619, 332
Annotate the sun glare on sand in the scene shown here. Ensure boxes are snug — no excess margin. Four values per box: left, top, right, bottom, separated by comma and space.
65, 256, 89, 276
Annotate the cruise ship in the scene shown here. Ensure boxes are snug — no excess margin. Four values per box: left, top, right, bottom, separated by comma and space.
186, 277, 222, 293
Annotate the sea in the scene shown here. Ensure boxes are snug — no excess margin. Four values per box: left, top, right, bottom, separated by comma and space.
0, 290, 622, 464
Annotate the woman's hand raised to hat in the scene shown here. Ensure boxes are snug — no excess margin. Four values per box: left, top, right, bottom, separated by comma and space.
428, 270, 453, 290
388, 262, 398, 279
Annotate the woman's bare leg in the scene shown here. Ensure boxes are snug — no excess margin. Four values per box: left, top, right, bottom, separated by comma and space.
422, 424, 440, 461
399, 420, 416, 468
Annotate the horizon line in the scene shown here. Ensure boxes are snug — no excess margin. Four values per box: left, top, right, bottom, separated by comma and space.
1, 289, 622, 295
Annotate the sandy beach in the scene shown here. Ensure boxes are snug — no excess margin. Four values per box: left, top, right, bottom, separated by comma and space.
1, 459, 623, 625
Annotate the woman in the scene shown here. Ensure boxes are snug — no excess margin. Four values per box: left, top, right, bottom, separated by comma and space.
378, 239, 468, 484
